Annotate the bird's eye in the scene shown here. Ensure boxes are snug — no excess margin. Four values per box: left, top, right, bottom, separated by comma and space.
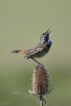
43, 33, 45, 35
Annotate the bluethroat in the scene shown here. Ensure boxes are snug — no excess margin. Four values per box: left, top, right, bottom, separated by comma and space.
12, 30, 52, 64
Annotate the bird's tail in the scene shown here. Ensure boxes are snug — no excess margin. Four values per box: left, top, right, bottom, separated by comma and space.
12, 50, 27, 54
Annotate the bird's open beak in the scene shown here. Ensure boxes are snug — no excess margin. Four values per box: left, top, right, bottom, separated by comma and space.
45, 29, 51, 35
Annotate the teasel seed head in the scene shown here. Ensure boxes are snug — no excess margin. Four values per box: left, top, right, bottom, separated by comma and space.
29, 64, 53, 97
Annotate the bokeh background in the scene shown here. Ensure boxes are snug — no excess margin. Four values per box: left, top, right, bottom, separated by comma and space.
0, 0, 71, 106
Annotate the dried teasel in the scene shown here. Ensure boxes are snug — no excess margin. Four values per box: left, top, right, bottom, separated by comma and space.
29, 64, 53, 106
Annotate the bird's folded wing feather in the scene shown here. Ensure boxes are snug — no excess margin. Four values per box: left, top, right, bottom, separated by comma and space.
25, 43, 46, 57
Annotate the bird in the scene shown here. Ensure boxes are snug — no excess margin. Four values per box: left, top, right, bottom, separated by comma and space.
12, 30, 52, 64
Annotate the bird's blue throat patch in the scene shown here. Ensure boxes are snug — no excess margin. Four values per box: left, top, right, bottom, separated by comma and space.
46, 40, 52, 48
44, 34, 49, 42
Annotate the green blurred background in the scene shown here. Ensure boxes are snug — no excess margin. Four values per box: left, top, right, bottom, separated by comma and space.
0, 0, 71, 106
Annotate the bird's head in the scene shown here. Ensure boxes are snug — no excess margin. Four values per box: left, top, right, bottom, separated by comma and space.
40, 29, 51, 44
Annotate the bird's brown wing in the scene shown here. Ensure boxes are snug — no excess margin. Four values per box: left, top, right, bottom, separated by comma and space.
24, 43, 46, 58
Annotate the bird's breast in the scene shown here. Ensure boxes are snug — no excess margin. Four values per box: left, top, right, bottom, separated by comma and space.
32, 47, 49, 58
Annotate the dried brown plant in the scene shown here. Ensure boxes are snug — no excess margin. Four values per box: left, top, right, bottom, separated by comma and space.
29, 64, 53, 106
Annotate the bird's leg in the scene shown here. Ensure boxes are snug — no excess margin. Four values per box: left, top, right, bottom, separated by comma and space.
31, 57, 42, 65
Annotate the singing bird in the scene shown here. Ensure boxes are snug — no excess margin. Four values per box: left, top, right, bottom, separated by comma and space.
12, 30, 52, 64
